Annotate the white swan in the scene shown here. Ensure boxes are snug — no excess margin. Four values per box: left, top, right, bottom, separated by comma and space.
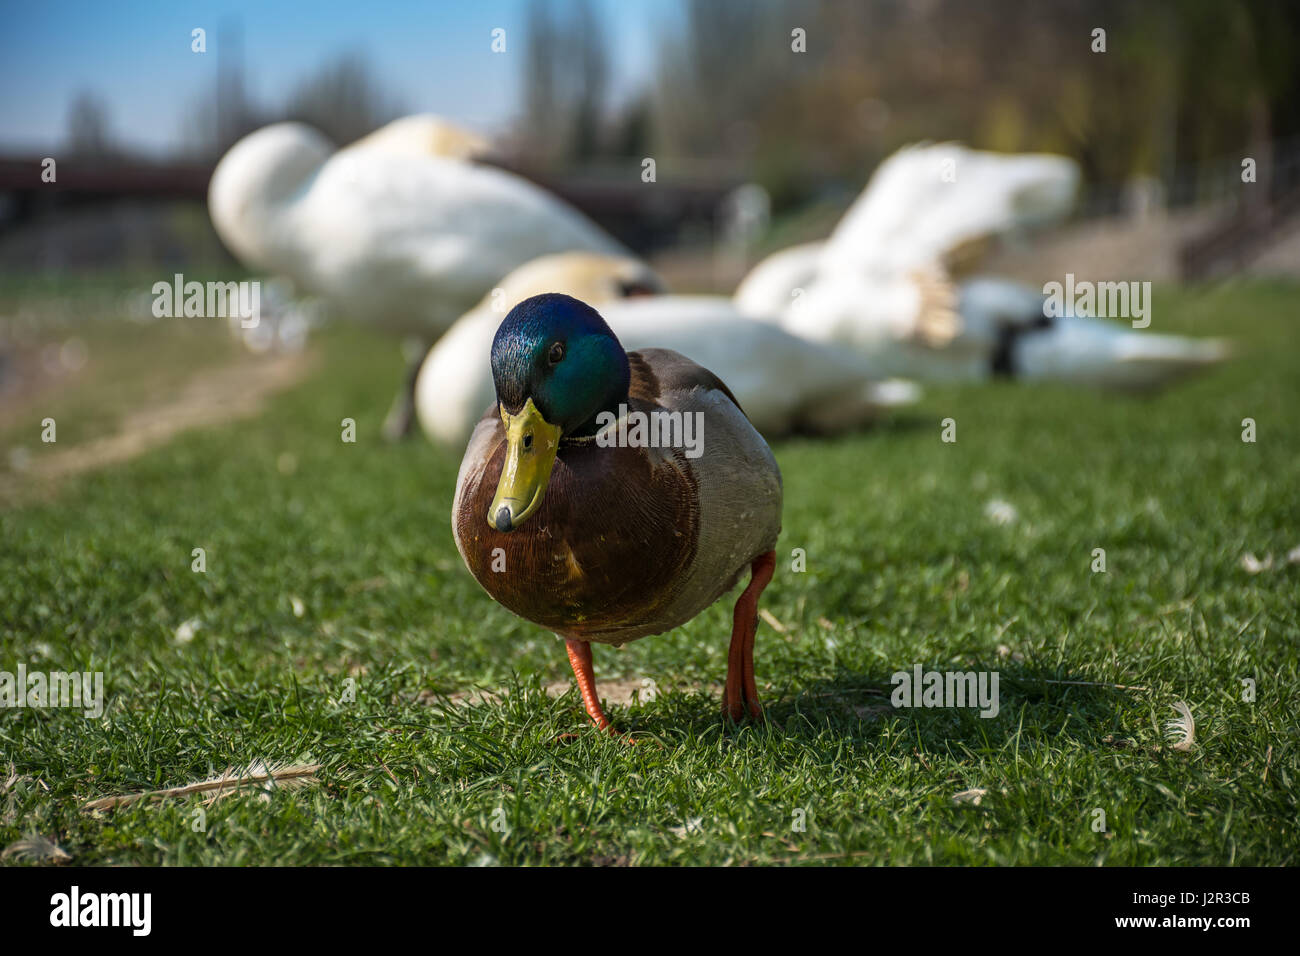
785, 271, 1229, 388
738, 251, 1230, 390
734, 143, 1228, 390
733, 241, 825, 319
208, 121, 627, 334
414, 253, 917, 449
735, 143, 1080, 317
818, 142, 1080, 277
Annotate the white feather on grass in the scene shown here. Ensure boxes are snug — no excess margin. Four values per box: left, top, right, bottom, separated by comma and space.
82, 760, 321, 811
1165, 701, 1196, 752
668, 817, 705, 838
173, 617, 202, 644
984, 498, 1018, 526
1241, 552, 1273, 574
2, 834, 72, 864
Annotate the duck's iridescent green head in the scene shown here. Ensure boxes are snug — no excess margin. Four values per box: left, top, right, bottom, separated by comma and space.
487, 293, 629, 532
491, 293, 629, 434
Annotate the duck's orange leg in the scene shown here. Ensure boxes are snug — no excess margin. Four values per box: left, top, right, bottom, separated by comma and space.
565, 638, 612, 731
723, 550, 776, 722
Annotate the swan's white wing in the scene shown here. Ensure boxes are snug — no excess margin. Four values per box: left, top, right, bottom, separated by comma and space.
820, 143, 1079, 276
283, 150, 626, 330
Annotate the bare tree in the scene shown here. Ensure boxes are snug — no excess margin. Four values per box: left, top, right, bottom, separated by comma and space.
567, 0, 609, 162
65, 91, 115, 158
283, 53, 403, 146
520, 0, 611, 165
522, 0, 561, 162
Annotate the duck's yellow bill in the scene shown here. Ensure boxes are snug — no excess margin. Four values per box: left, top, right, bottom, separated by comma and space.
488, 397, 561, 532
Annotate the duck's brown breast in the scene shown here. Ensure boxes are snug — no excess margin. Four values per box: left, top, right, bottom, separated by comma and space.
454, 426, 700, 642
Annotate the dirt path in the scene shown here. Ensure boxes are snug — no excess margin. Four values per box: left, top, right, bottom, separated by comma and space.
2, 349, 314, 500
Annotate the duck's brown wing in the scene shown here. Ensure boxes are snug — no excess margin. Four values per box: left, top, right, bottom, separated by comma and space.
627, 348, 746, 418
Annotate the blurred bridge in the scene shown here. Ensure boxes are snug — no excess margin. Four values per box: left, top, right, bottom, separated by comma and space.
0, 154, 739, 262
0, 157, 208, 239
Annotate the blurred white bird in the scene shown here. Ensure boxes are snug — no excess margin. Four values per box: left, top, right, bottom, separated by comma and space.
208, 119, 627, 335
735, 144, 1078, 316
414, 253, 918, 449
819, 142, 1080, 277
735, 142, 1229, 390
732, 241, 825, 319
342, 113, 492, 161
791, 272, 1229, 388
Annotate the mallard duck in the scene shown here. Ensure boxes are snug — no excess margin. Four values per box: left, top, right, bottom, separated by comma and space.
208, 120, 626, 334
452, 293, 783, 729
418, 253, 917, 449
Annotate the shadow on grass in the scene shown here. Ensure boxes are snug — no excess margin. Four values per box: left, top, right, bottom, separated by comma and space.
605, 662, 1143, 754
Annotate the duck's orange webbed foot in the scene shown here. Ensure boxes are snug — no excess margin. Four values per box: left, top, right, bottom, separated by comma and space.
561, 638, 639, 743
723, 550, 776, 723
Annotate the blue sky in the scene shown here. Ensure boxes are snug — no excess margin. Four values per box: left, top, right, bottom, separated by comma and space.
0, 0, 665, 155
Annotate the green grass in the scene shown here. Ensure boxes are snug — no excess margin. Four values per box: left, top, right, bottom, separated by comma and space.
1, 279, 1297, 865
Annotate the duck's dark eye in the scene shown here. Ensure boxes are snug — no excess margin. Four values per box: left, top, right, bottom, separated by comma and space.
548, 342, 565, 365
